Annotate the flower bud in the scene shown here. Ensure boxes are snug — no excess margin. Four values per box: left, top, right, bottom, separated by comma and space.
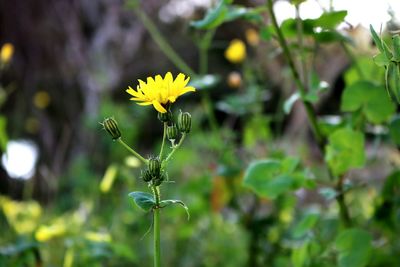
102, 117, 121, 140
141, 169, 153, 182
167, 124, 179, 141
152, 172, 166, 186
178, 111, 191, 133
157, 110, 172, 123
148, 157, 161, 176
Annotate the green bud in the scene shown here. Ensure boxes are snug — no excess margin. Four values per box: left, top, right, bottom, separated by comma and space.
102, 117, 121, 140
157, 110, 172, 123
167, 124, 179, 141
141, 169, 153, 182
148, 157, 161, 176
152, 172, 166, 186
178, 111, 191, 133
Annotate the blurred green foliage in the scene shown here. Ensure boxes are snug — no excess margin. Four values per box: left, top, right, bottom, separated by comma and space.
1, 0, 400, 266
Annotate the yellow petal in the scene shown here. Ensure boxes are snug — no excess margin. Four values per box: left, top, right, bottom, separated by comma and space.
164, 72, 173, 84
168, 96, 177, 103
152, 100, 167, 113
137, 102, 152, 106
177, 86, 196, 96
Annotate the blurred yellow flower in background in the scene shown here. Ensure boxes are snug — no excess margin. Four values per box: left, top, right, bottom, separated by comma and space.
225, 39, 246, 64
126, 72, 196, 113
0, 196, 42, 234
33, 90, 51, 109
35, 220, 67, 242
245, 28, 260, 46
0, 43, 14, 64
227, 71, 242, 89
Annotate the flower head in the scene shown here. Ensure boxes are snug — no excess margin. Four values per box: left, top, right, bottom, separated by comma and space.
126, 72, 196, 113
0, 43, 14, 64
225, 39, 246, 64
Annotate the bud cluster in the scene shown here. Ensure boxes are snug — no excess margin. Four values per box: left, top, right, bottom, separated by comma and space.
158, 110, 192, 145
141, 157, 165, 186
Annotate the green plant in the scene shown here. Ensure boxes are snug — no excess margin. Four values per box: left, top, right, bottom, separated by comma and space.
101, 72, 194, 267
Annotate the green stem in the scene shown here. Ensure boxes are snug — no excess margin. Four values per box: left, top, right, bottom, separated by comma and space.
117, 138, 148, 164
295, 5, 308, 88
266, 0, 353, 227
159, 122, 167, 160
202, 93, 219, 133
198, 29, 216, 75
335, 175, 352, 227
134, 8, 195, 77
164, 133, 186, 164
266, 0, 324, 148
152, 186, 161, 267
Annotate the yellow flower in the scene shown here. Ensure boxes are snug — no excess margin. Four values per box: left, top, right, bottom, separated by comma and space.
1, 43, 14, 64
245, 28, 260, 46
126, 72, 196, 113
225, 39, 246, 64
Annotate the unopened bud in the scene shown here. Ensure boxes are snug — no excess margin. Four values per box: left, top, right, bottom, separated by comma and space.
141, 169, 153, 182
157, 110, 172, 123
178, 111, 191, 133
167, 124, 179, 141
102, 117, 121, 140
148, 157, 161, 176
152, 172, 166, 186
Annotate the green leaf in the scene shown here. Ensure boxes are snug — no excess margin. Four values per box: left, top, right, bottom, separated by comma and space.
128, 191, 155, 212
291, 242, 309, 267
243, 160, 287, 198
190, 1, 228, 29
370, 25, 385, 53
243, 158, 308, 198
314, 31, 348, 43
335, 228, 372, 267
341, 80, 395, 123
389, 115, 400, 145
160, 199, 190, 220
281, 18, 315, 38
189, 74, 220, 91
190, 1, 260, 30
325, 128, 365, 176
260, 25, 274, 41
284, 93, 300, 114
292, 212, 320, 238
314, 11, 347, 29
373, 53, 390, 67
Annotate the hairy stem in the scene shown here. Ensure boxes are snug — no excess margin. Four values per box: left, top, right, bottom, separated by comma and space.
159, 122, 167, 160
152, 186, 161, 267
164, 133, 186, 164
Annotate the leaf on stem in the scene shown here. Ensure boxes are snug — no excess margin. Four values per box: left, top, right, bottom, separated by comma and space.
128, 192, 155, 212
160, 199, 190, 220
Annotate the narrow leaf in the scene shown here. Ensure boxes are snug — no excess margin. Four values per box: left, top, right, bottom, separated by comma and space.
160, 199, 190, 220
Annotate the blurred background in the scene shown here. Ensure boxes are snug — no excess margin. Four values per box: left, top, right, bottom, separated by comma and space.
0, 0, 399, 266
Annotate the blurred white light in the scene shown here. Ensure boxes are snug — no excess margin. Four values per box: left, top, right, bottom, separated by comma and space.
2, 140, 39, 180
